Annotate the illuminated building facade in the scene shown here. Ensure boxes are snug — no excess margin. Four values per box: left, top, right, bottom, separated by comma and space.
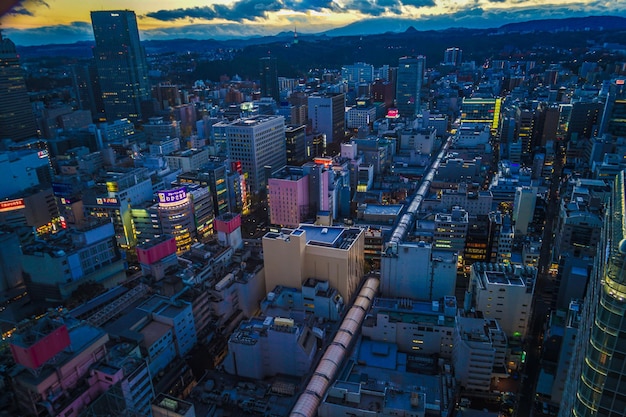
560, 170, 626, 417
91, 10, 150, 122
83, 168, 154, 250
157, 187, 196, 254
460, 97, 502, 131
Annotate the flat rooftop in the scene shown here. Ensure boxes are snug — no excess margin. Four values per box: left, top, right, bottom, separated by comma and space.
484, 271, 525, 286
363, 204, 403, 216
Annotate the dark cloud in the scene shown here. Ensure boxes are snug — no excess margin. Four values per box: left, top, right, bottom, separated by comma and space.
6, 0, 49, 16
7, 0, 50, 16
146, 0, 437, 22
4, 21, 92, 46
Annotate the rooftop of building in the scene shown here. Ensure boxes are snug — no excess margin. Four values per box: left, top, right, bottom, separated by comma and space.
264, 225, 362, 250
329, 339, 444, 412
270, 166, 306, 181
230, 115, 283, 127
140, 320, 172, 347
11, 318, 108, 385
370, 297, 457, 326
473, 262, 537, 286
363, 204, 403, 216
153, 394, 193, 415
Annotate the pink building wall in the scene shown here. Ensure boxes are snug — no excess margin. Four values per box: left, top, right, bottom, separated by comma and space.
137, 237, 177, 265
269, 176, 309, 228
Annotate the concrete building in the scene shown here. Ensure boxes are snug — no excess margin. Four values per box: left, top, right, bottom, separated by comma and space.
362, 296, 457, 358
399, 126, 436, 155
454, 123, 490, 148
0, 148, 53, 199
554, 180, 605, 260
433, 207, 469, 255
453, 316, 508, 391
137, 295, 198, 358
439, 185, 493, 216
341, 62, 375, 87
21, 220, 126, 301
261, 278, 345, 322
223, 316, 317, 380
346, 101, 378, 130
308, 93, 346, 144
227, 115, 286, 194
380, 241, 457, 301
470, 262, 536, 339
10, 315, 109, 417
550, 300, 581, 404
268, 166, 310, 227
512, 186, 537, 236
165, 148, 210, 173
320, 381, 426, 417
262, 225, 365, 301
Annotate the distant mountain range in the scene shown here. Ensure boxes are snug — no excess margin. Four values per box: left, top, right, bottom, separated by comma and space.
15, 15, 626, 59
320, 15, 626, 37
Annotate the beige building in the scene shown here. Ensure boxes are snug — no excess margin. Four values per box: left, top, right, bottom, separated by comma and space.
262, 225, 365, 301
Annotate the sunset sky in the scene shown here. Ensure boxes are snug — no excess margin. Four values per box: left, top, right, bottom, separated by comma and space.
1, 0, 625, 45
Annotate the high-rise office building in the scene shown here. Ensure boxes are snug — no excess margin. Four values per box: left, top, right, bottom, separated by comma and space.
341, 62, 375, 87
226, 115, 286, 194
560, 170, 626, 417
443, 47, 462, 66
0, 32, 38, 142
599, 77, 626, 138
91, 10, 150, 122
308, 93, 345, 144
396, 56, 425, 118
259, 56, 280, 103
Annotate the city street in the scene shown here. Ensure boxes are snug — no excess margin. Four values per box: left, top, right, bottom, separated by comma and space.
517, 145, 564, 417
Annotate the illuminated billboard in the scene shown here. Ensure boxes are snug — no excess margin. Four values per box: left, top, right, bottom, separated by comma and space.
157, 187, 188, 205
386, 108, 399, 118
0, 198, 26, 212
95, 197, 119, 206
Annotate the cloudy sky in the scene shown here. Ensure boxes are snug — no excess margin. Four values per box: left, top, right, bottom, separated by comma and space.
1, 0, 625, 45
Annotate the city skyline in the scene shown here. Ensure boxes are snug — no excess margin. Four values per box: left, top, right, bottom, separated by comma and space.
1, 0, 625, 45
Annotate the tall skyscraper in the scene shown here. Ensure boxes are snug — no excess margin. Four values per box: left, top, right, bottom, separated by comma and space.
0, 32, 38, 142
559, 170, 626, 417
91, 10, 150, 122
599, 77, 626, 138
396, 56, 425, 118
259, 56, 280, 103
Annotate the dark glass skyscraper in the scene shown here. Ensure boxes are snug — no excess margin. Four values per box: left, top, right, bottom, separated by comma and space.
91, 10, 150, 122
0, 32, 38, 142
259, 56, 279, 103
559, 170, 626, 417
396, 55, 425, 118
